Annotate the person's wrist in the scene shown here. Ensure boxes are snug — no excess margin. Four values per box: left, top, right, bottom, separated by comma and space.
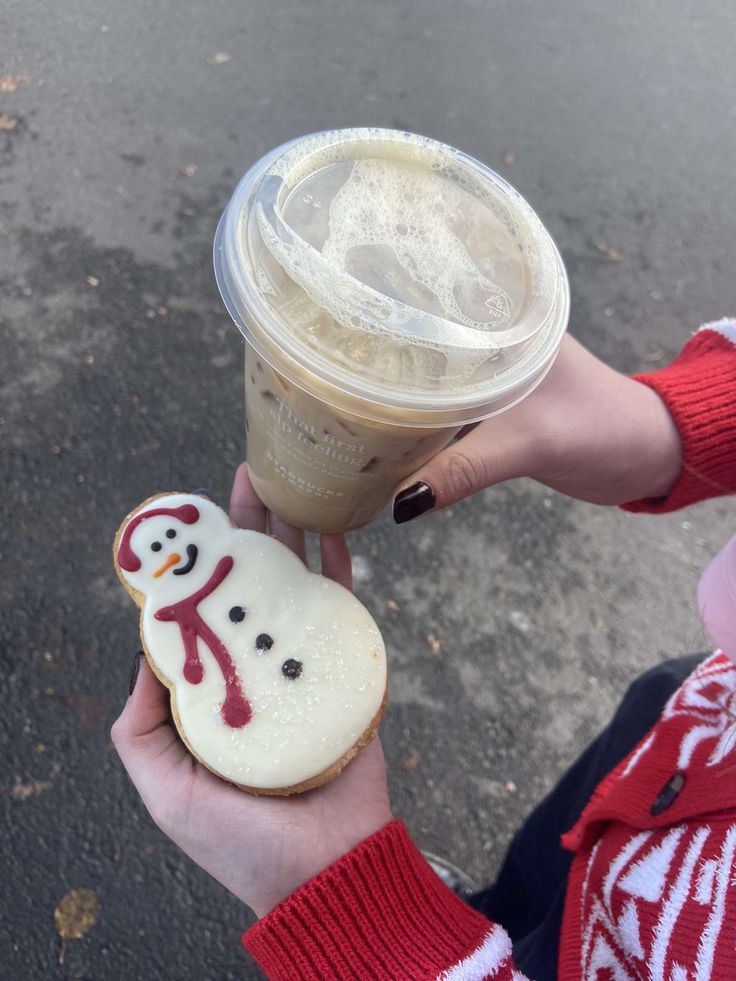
629, 381, 682, 501
250, 810, 394, 919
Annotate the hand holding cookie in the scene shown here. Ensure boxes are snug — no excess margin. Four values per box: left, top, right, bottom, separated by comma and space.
111, 465, 393, 916
113, 469, 387, 794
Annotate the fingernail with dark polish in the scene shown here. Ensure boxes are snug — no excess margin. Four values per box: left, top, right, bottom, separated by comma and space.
193, 488, 211, 499
393, 482, 436, 524
129, 651, 143, 695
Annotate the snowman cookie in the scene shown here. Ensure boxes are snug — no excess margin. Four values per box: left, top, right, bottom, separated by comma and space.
113, 493, 387, 795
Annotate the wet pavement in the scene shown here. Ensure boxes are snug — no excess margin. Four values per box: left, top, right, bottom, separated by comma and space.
2, 1, 735, 977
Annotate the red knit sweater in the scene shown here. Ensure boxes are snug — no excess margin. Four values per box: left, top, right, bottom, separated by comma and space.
244, 321, 736, 980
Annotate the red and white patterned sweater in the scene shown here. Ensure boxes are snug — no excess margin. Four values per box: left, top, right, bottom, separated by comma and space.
244, 321, 736, 980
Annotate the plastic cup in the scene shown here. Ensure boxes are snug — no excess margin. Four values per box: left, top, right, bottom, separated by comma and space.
214, 128, 569, 533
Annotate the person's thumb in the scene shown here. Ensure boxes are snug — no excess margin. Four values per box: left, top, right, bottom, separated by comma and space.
111, 655, 186, 797
392, 421, 529, 523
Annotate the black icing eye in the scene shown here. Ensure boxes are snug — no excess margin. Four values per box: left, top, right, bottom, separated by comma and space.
256, 633, 273, 652
151, 541, 162, 552
281, 659, 303, 680
166, 528, 176, 539
229, 606, 246, 623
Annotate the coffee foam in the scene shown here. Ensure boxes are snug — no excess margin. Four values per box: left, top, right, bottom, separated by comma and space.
320, 157, 517, 328
243, 129, 559, 392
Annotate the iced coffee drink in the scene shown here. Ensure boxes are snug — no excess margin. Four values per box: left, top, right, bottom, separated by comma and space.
215, 129, 569, 533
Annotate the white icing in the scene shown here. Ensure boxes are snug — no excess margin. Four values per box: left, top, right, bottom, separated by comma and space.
117, 494, 386, 789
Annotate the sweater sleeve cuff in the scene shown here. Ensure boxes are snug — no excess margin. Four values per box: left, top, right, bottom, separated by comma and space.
622, 321, 736, 513
242, 820, 508, 981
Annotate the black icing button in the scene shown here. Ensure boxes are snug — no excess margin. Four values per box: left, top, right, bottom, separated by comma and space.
229, 606, 246, 623
256, 633, 274, 652
281, 658, 303, 680
650, 772, 686, 816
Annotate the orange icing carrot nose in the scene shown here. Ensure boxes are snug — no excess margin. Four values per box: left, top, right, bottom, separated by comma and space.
154, 552, 181, 578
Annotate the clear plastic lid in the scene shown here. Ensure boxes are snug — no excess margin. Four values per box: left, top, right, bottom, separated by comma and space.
214, 129, 569, 425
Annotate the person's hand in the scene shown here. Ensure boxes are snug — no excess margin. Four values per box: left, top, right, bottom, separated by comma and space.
393, 334, 683, 522
111, 464, 393, 918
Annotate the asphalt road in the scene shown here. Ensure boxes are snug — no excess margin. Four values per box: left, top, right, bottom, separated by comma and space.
2, 1, 735, 978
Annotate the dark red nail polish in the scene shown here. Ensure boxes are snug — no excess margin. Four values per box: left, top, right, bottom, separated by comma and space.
129, 651, 143, 695
393, 482, 436, 524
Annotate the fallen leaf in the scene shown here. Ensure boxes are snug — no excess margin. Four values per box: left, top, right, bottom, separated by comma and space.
593, 240, 623, 261
207, 52, 231, 65
62, 694, 109, 732
640, 346, 665, 364
399, 747, 419, 771
426, 632, 443, 655
85, 275, 99, 287
505, 779, 517, 793
0, 114, 18, 131
54, 888, 98, 964
0, 75, 28, 92
386, 598, 400, 612
11, 776, 52, 800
